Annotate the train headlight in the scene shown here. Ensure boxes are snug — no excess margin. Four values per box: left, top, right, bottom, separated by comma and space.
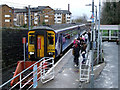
48, 52, 54, 55
29, 52, 34, 55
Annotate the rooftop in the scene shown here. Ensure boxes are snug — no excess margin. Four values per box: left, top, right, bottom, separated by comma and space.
55, 10, 71, 14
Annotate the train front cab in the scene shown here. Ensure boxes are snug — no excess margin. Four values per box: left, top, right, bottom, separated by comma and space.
28, 29, 55, 60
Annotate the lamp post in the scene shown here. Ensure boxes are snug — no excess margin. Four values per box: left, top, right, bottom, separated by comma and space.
28, 5, 31, 30
85, 0, 95, 88
98, 0, 102, 62
91, 0, 94, 88
85, 4, 97, 43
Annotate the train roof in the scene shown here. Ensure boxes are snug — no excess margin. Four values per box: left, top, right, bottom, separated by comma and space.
31, 23, 86, 33
54, 23, 86, 33
31, 26, 54, 31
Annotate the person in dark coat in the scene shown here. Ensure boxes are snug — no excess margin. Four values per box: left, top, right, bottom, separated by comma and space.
81, 42, 87, 64
73, 40, 80, 66
88, 29, 91, 42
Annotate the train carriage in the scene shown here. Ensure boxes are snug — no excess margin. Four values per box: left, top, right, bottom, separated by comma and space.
27, 24, 86, 60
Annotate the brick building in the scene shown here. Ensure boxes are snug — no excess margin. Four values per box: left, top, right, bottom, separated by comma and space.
0, 4, 72, 28
0, 4, 14, 28
14, 6, 55, 26
54, 10, 71, 24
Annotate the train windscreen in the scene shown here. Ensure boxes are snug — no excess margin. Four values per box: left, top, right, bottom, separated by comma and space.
29, 36, 35, 44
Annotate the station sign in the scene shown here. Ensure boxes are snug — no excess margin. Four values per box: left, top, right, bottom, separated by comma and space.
22, 37, 26, 44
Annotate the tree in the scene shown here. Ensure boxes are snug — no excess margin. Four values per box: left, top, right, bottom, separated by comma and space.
101, 2, 120, 25
73, 14, 88, 23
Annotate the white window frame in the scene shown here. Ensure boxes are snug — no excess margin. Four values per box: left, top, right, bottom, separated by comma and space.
5, 19, 10, 22
45, 15, 49, 18
5, 15, 11, 18
44, 19, 48, 22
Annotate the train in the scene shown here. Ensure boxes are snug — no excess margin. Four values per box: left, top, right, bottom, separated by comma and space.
10, 23, 90, 86
27, 24, 88, 60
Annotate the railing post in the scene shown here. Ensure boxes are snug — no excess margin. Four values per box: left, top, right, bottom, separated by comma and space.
20, 74, 22, 89
40, 62, 42, 82
43, 60, 45, 78
52, 58, 54, 78
100, 33, 102, 62
109, 30, 111, 40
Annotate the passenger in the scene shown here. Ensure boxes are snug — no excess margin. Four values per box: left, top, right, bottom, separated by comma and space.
88, 29, 91, 42
79, 36, 84, 45
73, 38, 77, 45
81, 42, 87, 64
84, 32, 88, 43
73, 40, 80, 66
82, 35, 85, 41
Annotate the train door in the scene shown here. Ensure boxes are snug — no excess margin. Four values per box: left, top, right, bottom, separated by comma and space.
37, 35, 44, 58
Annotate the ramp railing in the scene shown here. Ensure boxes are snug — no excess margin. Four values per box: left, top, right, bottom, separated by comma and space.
0, 57, 54, 90
79, 41, 91, 82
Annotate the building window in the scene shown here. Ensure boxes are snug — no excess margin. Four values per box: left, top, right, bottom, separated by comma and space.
57, 17, 61, 18
67, 17, 70, 19
58, 20, 61, 22
45, 19, 48, 22
45, 15, 48, 18
5, 19, 10, 22
67, 20, 70, 22
5, 15, 11, 18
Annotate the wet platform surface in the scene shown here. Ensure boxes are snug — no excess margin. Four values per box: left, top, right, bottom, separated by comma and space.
38, 42, 118, 88
38, 49, 80, 88
94, 42, 118, 88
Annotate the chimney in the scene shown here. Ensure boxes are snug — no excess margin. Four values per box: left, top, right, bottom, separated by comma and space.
68, 4, 70, 11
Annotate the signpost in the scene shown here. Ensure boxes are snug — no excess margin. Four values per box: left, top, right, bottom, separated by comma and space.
22, 37, 26, 69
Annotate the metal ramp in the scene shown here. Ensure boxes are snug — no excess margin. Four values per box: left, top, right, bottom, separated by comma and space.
79, 51, 91, 82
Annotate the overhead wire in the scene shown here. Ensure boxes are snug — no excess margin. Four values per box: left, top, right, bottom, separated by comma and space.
0, 1, 34, 8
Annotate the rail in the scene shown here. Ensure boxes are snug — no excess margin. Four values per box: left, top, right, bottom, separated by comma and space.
0, 57, 54, 89
79, 41, 90, 82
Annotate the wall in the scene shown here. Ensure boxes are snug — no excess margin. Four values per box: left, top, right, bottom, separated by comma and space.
2, 28, 28, 68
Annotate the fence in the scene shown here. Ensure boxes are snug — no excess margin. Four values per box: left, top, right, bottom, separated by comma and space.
0, 57, 54, 89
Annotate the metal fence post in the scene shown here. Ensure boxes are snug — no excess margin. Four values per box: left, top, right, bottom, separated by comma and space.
20, 74, 22, 89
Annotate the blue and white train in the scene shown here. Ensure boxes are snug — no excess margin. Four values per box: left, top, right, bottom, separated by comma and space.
27, 24, 88, 60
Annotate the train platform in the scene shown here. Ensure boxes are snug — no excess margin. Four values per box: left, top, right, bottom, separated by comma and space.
37, 48, 105, 88
38, 49, 80, 88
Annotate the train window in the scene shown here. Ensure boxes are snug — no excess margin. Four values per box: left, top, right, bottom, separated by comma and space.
29, 36, 35, 44
48, 35, 54, 45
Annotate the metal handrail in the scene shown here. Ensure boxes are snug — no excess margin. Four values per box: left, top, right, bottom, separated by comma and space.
0, 57, 54, 89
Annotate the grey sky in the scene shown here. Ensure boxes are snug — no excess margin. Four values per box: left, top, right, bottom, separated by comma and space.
0, 0, 109, 19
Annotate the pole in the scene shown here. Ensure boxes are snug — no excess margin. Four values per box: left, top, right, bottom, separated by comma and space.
97, 0, 101, 63
28, 5, 31, 30
23, 37, 26, 69
95, 6, 97, 42
97, 3, 99, 64
99, 0, 102, 62
90, 0, 94, 88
